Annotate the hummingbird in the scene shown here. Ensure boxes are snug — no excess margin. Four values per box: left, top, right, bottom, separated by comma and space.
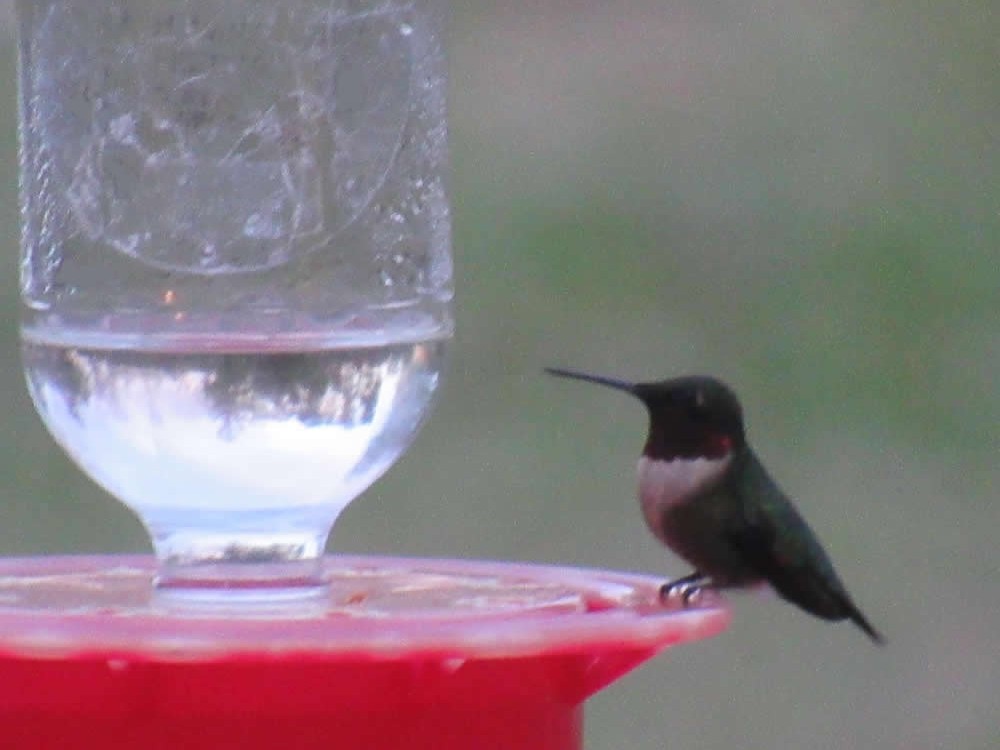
545, 366, 884, 644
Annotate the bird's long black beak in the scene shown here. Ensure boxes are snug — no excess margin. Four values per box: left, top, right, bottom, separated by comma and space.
544, 367, 637, 395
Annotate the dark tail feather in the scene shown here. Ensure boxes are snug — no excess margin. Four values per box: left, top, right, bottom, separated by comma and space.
846, 602, 885, 646
763, 564, 886, 646
821, 585, 885, 646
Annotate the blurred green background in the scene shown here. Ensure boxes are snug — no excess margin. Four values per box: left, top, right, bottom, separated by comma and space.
1, 2, 997, 749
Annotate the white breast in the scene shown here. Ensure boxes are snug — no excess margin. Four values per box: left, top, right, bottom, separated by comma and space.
636, 455, 730, 542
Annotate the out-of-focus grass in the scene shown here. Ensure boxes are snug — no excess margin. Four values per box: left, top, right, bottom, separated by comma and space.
1, 3, 998, 750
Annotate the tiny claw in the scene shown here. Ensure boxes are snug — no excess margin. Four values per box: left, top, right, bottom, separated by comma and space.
659, 581, 681, 600
680, 585, 703, 607
659, 572, 708, 607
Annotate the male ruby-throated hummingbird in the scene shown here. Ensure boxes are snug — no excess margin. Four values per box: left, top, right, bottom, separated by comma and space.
546, 367, 884, 644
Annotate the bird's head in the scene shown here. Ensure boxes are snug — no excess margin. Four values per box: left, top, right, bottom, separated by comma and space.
545, 368, 745, 460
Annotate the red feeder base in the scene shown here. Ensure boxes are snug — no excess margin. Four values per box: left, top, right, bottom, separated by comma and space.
0, 555, 728, 749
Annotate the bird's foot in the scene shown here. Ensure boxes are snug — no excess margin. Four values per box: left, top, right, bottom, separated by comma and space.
659, 572, 710, 607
